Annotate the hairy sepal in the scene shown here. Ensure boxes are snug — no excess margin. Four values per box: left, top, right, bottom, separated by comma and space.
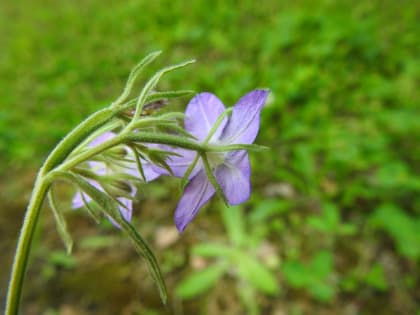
55, 171, 168, 304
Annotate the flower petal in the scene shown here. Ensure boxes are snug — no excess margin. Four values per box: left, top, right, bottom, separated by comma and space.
185, 92, 227, 141
153, 146, 200, 178
140, 164, 162, 181
107, 184, 136, 227
72, 191, 89, 208
215, 151, 251, 205
124, 158, 161, 181
174, 169, 216, 232
117, 197, 133, 222
220, 89, 268, 144
88, 160, 107, 175
86, 132, 116, 175
89, 131, 116, 147
72, 179, 102, 208
106, 197, 133, 228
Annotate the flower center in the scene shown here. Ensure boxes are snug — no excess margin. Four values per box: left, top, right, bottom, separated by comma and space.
206, 151, 225, 169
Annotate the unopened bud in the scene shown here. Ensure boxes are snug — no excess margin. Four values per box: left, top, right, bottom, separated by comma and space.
112, 180, 132, 193
108, 147, 128, 158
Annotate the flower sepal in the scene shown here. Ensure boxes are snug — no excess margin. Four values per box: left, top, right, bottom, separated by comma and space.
56, 170, 168, 303
47, 189, 74, 254
205, 143, 269, 153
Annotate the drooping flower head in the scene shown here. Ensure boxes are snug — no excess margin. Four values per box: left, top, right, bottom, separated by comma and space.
72, 131, 160, 226
163, 89, 269, 232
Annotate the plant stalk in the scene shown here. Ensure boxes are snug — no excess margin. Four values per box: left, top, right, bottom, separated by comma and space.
5, 173, 50, 315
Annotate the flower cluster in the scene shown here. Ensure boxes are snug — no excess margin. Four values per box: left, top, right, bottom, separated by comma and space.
73, 90, 268, 232
72, 131, 160, 225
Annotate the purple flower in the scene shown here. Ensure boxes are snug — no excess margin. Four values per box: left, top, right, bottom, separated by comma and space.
165, 89, 269, 232
72, 131, 160, 225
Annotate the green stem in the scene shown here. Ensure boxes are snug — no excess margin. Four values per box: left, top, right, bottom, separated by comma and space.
55, 131, 205, 174
5, 173, 50, 315
5, 108, 118, 314
124, 132, 203, 151
42, 108, 116, 172
54, 134, 124, 173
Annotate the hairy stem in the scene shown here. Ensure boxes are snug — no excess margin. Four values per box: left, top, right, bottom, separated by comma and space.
4, 108, 118, 314
5, 173, 50, 315
42, 108, 116, 172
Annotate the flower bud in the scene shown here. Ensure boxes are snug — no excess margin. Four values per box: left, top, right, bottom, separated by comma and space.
111, 180, 132, 194
107, 147, 128, 159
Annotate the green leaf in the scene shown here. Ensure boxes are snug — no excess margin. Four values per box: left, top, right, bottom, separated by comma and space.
338, 223, 357, 236
307, 204, 343, 233
221, 205, 246, 247
146, 90, 195, 104
307, 216, 328, 232
154, 121, 196, 139
47, 190, 73, 254
112, 51, 162, 106
365, 263, 388, 291
60, 171, 120, 218
131, 59, 196, 122
201, 153, 228, 205
249, 199, 290, 223
374, 161, 410, 189
282, 252, 334, 302
323, 203, 339, 229
282, 260, 308, 287
176, 263, 227, 299
310, 251, 333, 278
192, 243, 234, 258
80, 235, 119, 249
80, 190, 102, 223
292, 144, 315, 185
124, 131, 202, 151
157, 111, 186, 120
370, 203, 420, 259
127, 145, 147, 181
49, 250, 77, 268
309, 282, 335, 302
118, 220, 168, 304
207, 143, 269, 152
236, 252, 279, 295
236, 284, 259, 315
203, 108, 232, 144
180, 153, 200, 189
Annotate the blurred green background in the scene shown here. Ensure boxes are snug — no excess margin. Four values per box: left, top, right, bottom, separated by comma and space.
1, 1, 419, 314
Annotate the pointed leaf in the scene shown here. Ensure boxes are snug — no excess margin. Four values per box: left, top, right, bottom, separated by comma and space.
132, 59, 195, 121
236, 252, 279, 295
118, 219, 168, 303
48, 190, 74, 254
310, 251, 333, 278
323, 203, 339, 228
128, 145, 147, 181
221, 205, 246, 247
282, 260, 308, 287
80, 235, 119, 249
113, 51, 162, 106
146, 90, 195, 103
176, 263, 227, 299
80, 191, 101, 223
55, 171, 168, 303
180, 152, 200, 189
192, 243, 234, 258
201, 152, 228, 205
158, 111, 186, 120
309, 282, 335, 302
